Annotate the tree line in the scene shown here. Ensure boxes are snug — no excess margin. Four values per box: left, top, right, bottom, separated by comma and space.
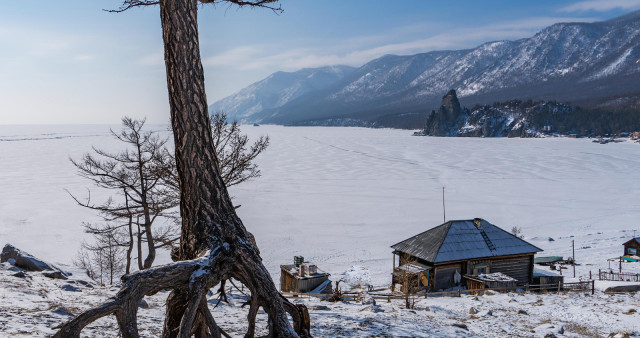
471, 99, 640, 136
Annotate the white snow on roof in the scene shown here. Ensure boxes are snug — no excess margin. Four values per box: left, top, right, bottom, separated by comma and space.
472, 272, 517, 282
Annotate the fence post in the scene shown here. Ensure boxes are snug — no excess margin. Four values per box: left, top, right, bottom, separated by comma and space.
589, 270, 592, 280
557, 281, 561, 293
591, 280, 595, 295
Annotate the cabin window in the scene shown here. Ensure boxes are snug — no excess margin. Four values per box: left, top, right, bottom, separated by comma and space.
629, 248, 637, 255
420, 271, 430, 286
473, 263, 489, 275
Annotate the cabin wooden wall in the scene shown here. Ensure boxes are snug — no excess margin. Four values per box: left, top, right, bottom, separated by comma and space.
624, 241, 640, 256
434, 263, 462, 290
280, 269, 329, 293
487, 255, 532, 285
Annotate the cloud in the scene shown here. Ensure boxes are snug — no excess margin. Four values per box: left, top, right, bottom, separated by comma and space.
202, 16, 599, 72
560, 0, 640, 12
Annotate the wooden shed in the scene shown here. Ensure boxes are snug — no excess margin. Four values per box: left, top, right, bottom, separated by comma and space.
465, 272, 517, 290
391, 261, 432, 293
532, 268, 564, 290
623, 237, 640, 258
391, 218, 542, 292
280, 260, 331, 294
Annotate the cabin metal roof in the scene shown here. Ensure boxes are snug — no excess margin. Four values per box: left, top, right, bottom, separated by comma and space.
280, 264, 330, 279
623, 237, 640, 246
391, 219, 542, 263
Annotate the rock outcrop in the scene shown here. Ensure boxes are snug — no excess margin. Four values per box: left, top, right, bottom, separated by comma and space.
420, 92, 576, 138
1, 244, 69, 279
423, 90, 469, 136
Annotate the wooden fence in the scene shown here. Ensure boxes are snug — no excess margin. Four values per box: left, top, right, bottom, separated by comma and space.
598, 269, 640, 282
281, 280, 594, 300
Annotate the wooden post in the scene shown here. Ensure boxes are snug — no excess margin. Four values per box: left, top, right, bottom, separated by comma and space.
591, 280, 595, 295
589, 270, 592, 280
391, 253, 396, 291
557, 281, 561, 293
572, 240, 576, 278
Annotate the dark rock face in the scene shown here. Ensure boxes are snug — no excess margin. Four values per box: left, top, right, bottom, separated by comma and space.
43, 271, 68, 280
1, 244, 55, 271
423, 90, 469, 136
12, 271, 26, 278
61, 284, 81, 292
139, 299, 150, 309
440, 89, 462, 117
1, 244, 70, 278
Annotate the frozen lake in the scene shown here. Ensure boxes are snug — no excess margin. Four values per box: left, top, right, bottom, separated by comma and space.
1, 124, 639, 285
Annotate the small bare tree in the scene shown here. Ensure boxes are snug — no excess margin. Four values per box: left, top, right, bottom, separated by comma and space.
70, 117, 179, 270
75, 230, 126, 285
211, 112, 270, 187
72, 114, 270, 278
511, 226, 525, 239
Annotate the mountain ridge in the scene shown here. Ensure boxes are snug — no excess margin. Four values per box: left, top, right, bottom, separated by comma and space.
210, 10, 640, 128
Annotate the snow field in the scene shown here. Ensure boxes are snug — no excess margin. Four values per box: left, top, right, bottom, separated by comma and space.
1, 125, 640, 287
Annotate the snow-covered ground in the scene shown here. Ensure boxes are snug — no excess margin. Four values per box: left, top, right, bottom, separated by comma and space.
1, 124, 640, 336
1, 261, 639, 337
1, 124, 640, 284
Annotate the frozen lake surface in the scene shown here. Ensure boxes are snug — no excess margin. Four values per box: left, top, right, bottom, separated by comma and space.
1, 124, 639, 285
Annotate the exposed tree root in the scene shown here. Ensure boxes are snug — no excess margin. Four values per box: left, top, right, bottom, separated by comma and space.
53, 244, 310, 337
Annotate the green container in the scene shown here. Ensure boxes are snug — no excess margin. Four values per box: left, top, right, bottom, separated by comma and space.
294, 256, 304, 267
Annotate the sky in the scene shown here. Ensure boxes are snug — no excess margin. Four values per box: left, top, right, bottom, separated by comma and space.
1, 0, 639, 124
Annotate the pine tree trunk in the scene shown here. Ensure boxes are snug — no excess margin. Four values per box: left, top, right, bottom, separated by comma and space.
158, 0, 305, 336
54, 0, 310, 335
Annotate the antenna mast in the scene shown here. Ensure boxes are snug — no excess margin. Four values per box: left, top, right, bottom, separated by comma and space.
442, 186, 446, 223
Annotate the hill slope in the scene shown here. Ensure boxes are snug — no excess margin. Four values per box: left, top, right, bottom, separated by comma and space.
211, 11, 640, 127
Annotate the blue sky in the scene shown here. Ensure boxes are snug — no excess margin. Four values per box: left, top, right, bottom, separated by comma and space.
1, 0, 639, 124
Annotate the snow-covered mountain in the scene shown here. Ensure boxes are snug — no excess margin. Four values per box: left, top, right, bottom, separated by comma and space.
211, 10, 640, 127
209, 66, 355, 123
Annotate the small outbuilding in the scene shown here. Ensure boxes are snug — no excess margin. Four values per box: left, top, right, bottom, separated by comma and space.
280, 257, 331, 294
391, 218, 543, 291
623, 237, 640, 258
532, 268, 564, 290
465, 272, 517, 290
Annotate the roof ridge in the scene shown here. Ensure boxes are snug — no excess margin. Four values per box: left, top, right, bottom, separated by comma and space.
432, 221, 453, 262
389, 220, 450, 248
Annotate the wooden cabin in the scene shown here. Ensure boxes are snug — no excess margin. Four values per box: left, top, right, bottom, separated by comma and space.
280, 259, 331, 294
623, 237, 640, 258
391, 218, 542, 292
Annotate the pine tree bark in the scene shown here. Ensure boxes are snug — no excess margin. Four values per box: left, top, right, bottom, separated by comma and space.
158, 1, 300, 334
54, 0, 310, 336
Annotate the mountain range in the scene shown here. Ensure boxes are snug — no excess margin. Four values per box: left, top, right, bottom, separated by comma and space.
210, 10, 640, 128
